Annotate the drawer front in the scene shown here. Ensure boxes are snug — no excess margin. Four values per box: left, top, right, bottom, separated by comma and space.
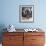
32, 36, 45, 44
3, 43, 16, 46
24, 36, 45, 46
24, 36, 32, 46
24, 32, 44, 36
3, 32, 23, 36
3, 43, 23, 46
3, 36, 23, 46
3, 36, 23, 44
32, 44, 44, 46
3, 32, 24, 46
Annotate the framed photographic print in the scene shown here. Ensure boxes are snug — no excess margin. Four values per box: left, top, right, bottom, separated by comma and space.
19, 5, 34, 23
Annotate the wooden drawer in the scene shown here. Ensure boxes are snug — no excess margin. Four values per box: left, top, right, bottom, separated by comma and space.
32, 36, 45, 44
24, 32, 45, 46
3, 32, 23, 36
3, 35, 23, 44
24, 36, 32, 46
3, 42, 23, 46
24, 32, 44, 36
3, 44, 15, 46
3, 37, 23, 46
32, 44, 44, 46
24, 36, 32, 42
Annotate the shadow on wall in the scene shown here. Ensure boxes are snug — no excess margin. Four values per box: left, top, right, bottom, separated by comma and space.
0, 24, 7, 43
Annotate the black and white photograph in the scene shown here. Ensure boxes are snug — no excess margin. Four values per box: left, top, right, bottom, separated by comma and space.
19, 5, 34, 22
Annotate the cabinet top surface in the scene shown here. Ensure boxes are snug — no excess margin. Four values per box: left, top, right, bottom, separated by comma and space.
4, 29, 45, 32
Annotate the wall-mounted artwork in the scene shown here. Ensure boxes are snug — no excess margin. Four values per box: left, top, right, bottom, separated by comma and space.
19, 5, 34, 23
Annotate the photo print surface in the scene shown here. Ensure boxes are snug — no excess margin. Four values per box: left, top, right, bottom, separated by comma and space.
19, 5, 34, 23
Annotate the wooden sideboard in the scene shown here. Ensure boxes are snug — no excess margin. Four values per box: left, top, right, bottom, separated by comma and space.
2, 32, 45, 46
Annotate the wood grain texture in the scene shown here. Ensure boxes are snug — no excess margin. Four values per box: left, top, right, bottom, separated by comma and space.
24, 32, 45, 46
2, 32, 23, 46
2, 32, 45, 46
